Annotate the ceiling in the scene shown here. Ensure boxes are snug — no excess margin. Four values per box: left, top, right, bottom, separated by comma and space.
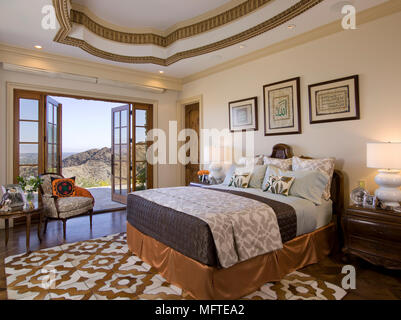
72, 0, 235, 31
0, 0, 390, 79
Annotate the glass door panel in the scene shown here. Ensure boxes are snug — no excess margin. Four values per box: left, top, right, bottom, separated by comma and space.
111, 105, 131, 204
45, 97, 62, 174
14, 91, 43, 182
132, 104, 153, 192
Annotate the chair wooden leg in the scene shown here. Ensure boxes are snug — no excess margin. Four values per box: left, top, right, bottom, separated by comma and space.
62, 219, 66, 240
89, 210, 93, 229
44, 218, 48, 234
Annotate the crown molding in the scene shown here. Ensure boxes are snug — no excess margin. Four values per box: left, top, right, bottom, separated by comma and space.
71, 0, 248, 37
183, 0, 401, 84
0, 43, 182, 91
53, 0, 325, 66
69, 0, 274, 47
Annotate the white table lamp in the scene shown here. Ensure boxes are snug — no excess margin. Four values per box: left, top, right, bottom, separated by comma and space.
367, 142, 401, 208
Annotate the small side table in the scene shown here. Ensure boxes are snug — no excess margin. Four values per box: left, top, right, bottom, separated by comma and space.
0, 204, 44, 253
342, 205, 401, 269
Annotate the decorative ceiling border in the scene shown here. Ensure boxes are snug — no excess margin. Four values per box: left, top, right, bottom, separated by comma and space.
69, 0, 275, 47
53, 0, 325, 66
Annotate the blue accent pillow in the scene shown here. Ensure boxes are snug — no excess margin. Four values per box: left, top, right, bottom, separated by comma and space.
262, 166, 329, 205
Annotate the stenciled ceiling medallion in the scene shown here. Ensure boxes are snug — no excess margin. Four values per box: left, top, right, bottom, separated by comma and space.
53, 0, 325, 66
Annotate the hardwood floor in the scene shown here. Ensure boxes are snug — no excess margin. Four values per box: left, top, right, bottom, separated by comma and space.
1, 210, 400, 300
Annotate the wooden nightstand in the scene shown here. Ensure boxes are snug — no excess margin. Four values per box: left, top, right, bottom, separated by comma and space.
342, 205, 401, 269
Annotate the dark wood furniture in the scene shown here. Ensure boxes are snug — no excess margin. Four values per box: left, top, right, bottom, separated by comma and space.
0, 203, 43, 253
343, 205, 401, 269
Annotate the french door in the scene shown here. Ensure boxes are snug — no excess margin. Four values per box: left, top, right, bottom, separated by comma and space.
111, 103, 153, 204
13, 90, 62, 182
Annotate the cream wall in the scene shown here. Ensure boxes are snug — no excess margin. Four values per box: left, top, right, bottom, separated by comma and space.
0, 69, 180, 188
179, 12, 401, 202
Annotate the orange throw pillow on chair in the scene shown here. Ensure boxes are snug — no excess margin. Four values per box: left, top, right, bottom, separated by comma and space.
51, 177, 76, 198
74, 186, 95, 205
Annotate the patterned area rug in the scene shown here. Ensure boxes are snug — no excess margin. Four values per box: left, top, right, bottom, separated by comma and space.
4, 233, 347, 300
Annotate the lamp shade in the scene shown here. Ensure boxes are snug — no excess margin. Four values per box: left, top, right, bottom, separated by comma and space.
367, 143, 401, 169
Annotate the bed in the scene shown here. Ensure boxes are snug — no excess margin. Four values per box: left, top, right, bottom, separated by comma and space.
126, 144, 343, 299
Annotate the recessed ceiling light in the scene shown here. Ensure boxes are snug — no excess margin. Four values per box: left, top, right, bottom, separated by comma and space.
239, 44, 246, 49
159, 70, 164, 74
287, 24, 296, 29
34, 45, 42, 49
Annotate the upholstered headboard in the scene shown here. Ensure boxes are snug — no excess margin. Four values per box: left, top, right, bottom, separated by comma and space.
270, 144, 344, 216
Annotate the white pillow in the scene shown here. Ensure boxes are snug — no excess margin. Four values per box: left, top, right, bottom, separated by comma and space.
263, 156, 292, 170
292, 156, 335, 201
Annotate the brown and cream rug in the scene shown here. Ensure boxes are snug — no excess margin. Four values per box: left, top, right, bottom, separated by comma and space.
4, 233, 347, 300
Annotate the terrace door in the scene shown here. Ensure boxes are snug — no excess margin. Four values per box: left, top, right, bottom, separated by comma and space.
111, 105, 131, 204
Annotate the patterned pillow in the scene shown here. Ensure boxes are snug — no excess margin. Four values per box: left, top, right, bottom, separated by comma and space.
229, 172, 252, 188
263, 175, 295, 196
292, 156, 335, 200
263, 157, 292, 170
238, 155, 264, 167
51, 177, 76, 198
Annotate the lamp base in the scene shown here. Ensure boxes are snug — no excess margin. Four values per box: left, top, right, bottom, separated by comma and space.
374, 169, 401, 208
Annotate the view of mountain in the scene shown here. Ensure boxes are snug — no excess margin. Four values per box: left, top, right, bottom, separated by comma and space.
62, 147, 111, 188
19, 146, 147, 189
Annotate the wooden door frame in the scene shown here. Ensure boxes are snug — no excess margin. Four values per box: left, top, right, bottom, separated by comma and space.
6, 82, 159, 189
176, 95, 203, 186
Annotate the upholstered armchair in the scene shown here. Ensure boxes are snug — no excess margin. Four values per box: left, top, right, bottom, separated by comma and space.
39, 173, 94, 239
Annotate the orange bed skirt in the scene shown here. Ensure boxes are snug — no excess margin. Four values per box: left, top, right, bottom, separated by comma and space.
127, 222, 335, 300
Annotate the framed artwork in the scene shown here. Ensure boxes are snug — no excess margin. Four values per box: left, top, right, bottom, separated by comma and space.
308, 75, 360, 124
263, 77, 301, 136
228, 97, 258, 132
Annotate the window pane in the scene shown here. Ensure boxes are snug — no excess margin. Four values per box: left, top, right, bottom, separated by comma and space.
47, 124, 54, 143
121, 110, 128, 127
114, 128, 120, 144
20, 144, 38, 165
20, 121, 38, 142
121, 178, 128, 195
114, 112, 120, 128
114, 162, 120, 178
121, 161, 128, 179
47, 103, 54, 123
114, 177, 121, 193
121, 127, 127, 144
48, 144, 56, 172
136, 144, 146, 161
53, 125, 58, 143
20, 99, 38, 120
121, 145, 128, 160
114, 145, 120, 161
135, 109, 146, 126
19, 166, 38, 179
54, 106, 58, 125
135, 127, 147, 143
135, 162, 147, 191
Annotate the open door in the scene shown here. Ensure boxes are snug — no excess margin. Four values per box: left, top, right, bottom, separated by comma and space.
111, 105, 131, 204
45, 96, 62, 174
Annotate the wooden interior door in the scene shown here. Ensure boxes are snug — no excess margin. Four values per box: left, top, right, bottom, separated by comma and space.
111, 105, 131, 204
185, 103, 200, 185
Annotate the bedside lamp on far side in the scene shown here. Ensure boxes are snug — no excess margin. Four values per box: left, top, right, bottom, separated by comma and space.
367, 142, 401, 208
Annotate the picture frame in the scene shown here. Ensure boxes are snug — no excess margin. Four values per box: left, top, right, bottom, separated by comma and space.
363, 194, 377, 209
228, 97, 258, 132
1, 184, 26, 211
308, 75, 360, 124
263, 77, 301, 136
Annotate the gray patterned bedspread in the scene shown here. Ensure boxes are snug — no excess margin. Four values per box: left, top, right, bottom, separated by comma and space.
127, 187, 296, 268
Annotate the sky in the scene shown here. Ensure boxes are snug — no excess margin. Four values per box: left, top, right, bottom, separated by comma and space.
50, 96, 124, 153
